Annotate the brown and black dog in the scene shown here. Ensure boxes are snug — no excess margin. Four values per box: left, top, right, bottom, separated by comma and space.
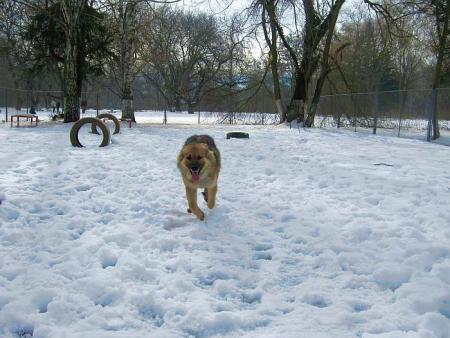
177, 135, 221, 220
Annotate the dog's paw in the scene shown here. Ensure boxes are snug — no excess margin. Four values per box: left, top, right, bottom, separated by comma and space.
197, 211, 205, 221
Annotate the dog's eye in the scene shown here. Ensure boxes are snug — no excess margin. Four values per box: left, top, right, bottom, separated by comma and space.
187, 155, 192, 161
197, 156, 202, 160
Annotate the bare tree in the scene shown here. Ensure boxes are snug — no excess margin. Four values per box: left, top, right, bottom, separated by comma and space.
104, 0, 143, 121
392, 14, 426, 91
422, 0, 449, 139
250, 0, 346, 126
362, 0, 448, 138
102, 0, 181, 121
142, 6, 242, 113
259, 0, 287, 122
331, 11, 395, 92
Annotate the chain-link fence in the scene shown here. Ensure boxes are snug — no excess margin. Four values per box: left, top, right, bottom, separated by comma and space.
315, 88, 450, 142
1, 86, 449, 142
0, 88, 92, 121
0, 86, 280, 125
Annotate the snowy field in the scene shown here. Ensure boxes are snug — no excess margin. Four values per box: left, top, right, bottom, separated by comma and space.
0, 118, 450, 338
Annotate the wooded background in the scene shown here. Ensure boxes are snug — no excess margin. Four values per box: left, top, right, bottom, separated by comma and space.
1, 0, 448, 138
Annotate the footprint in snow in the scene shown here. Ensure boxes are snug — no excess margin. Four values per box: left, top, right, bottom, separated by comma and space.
253, 251, 272, 261
241, 291, 262, 305
253, 243, 273, 251
302, 294, 330, 308
194, 270, 231, 288
352, 303, 371, 312
163, 216, 186, 230
281, 214, 296, 223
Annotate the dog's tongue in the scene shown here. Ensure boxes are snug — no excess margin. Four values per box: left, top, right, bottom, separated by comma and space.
192, 171, 200, 182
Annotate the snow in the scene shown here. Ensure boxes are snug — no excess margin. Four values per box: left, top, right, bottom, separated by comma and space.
0, 116, 449, 338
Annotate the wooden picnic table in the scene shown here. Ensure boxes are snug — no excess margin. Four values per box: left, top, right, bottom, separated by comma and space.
10, 114, 39, 128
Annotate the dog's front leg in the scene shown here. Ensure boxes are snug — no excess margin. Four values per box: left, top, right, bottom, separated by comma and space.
206, 185, 217, 209
186, 186, 204, 220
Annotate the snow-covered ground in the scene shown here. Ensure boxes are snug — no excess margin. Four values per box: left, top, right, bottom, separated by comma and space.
2, 108, 449, 146
0, 118, 449, 338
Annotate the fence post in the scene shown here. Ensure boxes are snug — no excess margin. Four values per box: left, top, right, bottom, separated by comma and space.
427, 89, 437, 142
331, 95, 336, 129
373, 91, 379, 135
198, 111, 200, 124
398, 91, 402, 137
26, 92, 30, 114
164, 109, 167, 125
5, 88, 8, 122
96, 93, 99, 116
338, 96, 344, 128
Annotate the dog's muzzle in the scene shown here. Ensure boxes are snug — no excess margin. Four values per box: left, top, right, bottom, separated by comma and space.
190, 165, 201, 182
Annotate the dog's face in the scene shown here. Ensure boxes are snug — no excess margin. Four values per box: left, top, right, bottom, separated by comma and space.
178, 143, 215, 183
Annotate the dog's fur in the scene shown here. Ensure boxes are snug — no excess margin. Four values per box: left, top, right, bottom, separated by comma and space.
177, 135, 221, 220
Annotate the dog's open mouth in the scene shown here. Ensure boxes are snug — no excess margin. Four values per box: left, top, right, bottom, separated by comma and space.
190, 168, 201, 182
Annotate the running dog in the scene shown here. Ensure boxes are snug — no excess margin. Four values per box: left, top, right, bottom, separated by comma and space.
177, 135, 221, 220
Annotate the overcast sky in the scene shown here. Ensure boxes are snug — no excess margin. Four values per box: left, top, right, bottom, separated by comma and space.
175, 0, 250, 15
175, 0, 361, 22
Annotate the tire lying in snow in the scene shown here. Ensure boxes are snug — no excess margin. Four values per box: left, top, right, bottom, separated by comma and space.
70, 117, 111, 147
226, 132, 249, 139
91, 113, 120, 135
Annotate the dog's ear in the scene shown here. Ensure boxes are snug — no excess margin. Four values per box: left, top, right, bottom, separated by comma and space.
177, 151, 184, 164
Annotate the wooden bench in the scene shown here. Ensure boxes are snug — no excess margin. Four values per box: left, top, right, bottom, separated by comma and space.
120, 118, 135, 128
10, 114, 39, 127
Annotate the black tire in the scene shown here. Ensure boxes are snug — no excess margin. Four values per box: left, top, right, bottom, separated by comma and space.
70, 117, 111, 147
91, 113, 120, 135
226, 132, 249, 139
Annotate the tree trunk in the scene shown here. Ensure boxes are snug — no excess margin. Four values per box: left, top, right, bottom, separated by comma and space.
175, 95, 181, 111
269, 32, 286, 122
120, 1, 137, 122
304, 0, 345, 127
121, 47, 135, 121
262, 1, 286, 122
61, 0, 82, 123
267, 0, 346, 127
121, 97, 134, 119
63, 37, 80, 122
430, 0, 450, 140
286, 70, 307, 123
